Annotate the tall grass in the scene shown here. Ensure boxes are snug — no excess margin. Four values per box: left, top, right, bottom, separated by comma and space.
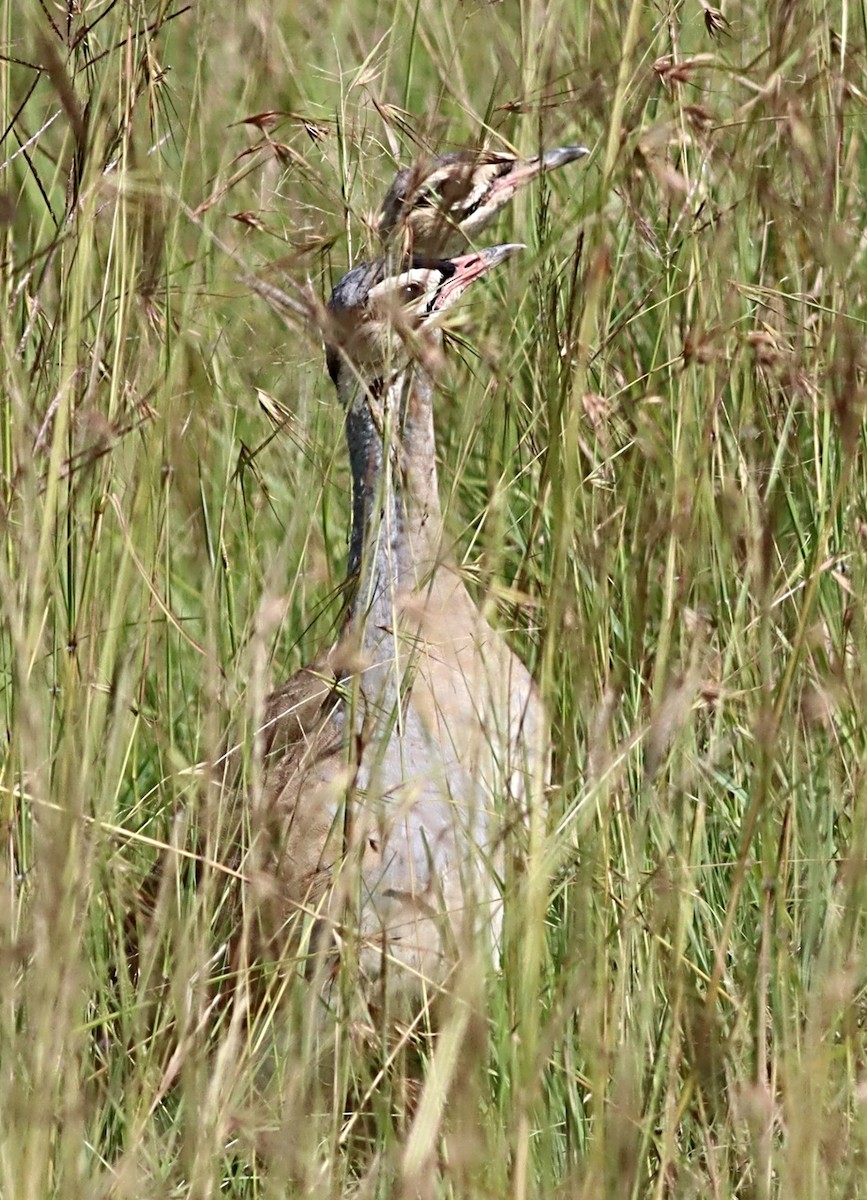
2, 0, 867, 1195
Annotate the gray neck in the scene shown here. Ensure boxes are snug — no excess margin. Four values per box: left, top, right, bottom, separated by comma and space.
339, 360, 445, 660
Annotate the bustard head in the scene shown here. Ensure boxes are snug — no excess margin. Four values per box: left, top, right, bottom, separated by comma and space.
324, 242, 523, 402
378, 144, 589, 257
323, 244, 523, 591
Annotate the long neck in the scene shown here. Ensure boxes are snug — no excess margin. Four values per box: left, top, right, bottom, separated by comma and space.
342, 361, 446, 650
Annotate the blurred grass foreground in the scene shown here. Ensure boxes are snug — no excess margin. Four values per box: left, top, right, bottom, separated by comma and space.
3, 1, 867, 1196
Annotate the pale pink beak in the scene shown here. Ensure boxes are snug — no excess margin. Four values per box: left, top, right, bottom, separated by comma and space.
433, 243, 525, 310
485, 144, 590, 205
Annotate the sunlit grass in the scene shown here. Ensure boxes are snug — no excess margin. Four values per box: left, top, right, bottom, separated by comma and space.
2, 0, 867, 1195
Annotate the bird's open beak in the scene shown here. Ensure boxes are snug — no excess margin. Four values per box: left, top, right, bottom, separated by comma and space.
434, 243, 525, 309
486, 144, 590, 205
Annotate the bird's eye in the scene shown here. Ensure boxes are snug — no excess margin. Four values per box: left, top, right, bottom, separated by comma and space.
400, 282, 426, 303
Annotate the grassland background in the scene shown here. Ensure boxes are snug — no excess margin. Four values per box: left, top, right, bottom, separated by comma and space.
2, 0, 867, 1196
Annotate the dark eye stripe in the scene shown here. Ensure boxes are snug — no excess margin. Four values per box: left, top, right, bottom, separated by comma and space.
453, 167, 511, 219
411, 176, 453, 209
410, 161, 513, 218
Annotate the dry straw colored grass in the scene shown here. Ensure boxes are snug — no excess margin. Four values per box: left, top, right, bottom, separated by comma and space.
2, 0, 867, 1196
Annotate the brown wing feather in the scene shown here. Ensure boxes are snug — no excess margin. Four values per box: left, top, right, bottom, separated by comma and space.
256, 654, 340, 759
239, 651, 351, 965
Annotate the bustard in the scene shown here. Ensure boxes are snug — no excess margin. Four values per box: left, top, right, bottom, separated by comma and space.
235, 142, 587, 1002
243, 243, 546, 1001
378, 143, 589, 257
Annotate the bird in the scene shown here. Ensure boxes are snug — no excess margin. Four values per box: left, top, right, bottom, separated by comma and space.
378, 143, 589, 258
239, 242, 547, 1006
232, 139, 589, 1006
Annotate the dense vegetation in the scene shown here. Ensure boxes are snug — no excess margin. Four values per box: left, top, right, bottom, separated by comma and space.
2, 0, 867, 1195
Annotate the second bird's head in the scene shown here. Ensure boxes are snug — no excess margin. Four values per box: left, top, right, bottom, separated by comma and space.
324, 243, 523, 404
378, 146, 589, 257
